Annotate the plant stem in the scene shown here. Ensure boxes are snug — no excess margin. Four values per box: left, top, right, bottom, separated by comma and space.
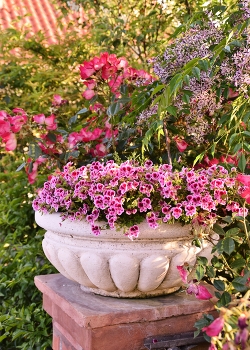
242, 202, 250, 248
163, 119, 172, 166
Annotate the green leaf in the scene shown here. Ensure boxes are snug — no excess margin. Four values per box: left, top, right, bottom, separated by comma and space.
12, 329, 27, 341
216, 291, 231, 307
223, 237, 235, 255
107, 102, 121, 116
169, 73, 183, 98
166, 105, 178, 117
197, 256, 208, 265
151, 84, 165, 97
225, 228, 240, 236
232, 276, 248, 292
213, 279, 225, 291
193, 151, 205, 165
69, 114, 78, 125
182, 93, 190, 104
0, 334, 7, 342
223, 45, 231, 52
198, 59, 209, 72
192, 67, 200, 81
212, 224, 225, 236
238, 153, 246, 172
118, 97, 131, 104
16, 162, 26, 172
233, 143, 243, 153
206, 266, 215, 278
196, 265, 205, 281
231, 258, 246, 270
243, 111, 250, 123
229, 133, 238, 146
28, 143, 42, 159
47, 132, 57, 143
213, 240, 224, 255
183, 74, 190, 85
76, 108, 88, 115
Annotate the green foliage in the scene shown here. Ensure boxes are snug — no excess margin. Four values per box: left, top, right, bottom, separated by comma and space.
195, 214, 250, 310
59, 0, 197, 67
0, 23, 89, 114
0, 154, 56, 349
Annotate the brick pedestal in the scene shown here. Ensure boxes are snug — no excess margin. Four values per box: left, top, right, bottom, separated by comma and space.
34, 274, 216, 350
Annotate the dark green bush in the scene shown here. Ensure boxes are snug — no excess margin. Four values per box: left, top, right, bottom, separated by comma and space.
0, 154, 56, 349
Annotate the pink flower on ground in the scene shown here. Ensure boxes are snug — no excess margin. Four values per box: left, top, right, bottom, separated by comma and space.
202, 317, 224, 337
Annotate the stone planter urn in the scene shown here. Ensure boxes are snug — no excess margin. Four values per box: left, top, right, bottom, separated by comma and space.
35, 211, 215, 298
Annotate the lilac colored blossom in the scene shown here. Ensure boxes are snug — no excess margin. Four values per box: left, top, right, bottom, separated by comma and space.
153, 24, 223, 82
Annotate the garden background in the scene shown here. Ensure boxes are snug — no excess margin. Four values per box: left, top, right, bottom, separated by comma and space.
0, 0, 249, 349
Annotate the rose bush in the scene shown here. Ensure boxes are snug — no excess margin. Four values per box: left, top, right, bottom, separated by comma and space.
0, 52, 154, 183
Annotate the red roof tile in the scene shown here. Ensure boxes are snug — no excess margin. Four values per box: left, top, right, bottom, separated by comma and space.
0, 0, 88, 44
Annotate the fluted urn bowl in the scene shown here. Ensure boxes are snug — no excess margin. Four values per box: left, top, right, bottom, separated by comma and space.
35, 211, 214, 298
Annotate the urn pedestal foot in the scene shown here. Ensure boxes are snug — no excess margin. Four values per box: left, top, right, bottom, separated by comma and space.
34, 273, 216, 350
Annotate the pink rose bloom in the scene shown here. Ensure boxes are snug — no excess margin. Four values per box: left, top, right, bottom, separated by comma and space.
2, 132, 17, 151
0, 119, 11, 137
9, 115, 27, 133
33, 114, 46, 124
82, 89, 95, 100
79, 61, 95, 79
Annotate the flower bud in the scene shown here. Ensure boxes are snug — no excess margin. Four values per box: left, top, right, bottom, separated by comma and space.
238, 314, 248, 330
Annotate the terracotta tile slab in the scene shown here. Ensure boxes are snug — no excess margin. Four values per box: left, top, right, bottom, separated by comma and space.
35, 274, 216, 330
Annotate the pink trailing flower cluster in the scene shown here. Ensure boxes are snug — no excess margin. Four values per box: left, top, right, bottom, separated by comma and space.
33, 160, 248, 238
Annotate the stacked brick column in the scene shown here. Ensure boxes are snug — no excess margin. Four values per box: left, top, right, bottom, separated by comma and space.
35, 274, 216, 350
